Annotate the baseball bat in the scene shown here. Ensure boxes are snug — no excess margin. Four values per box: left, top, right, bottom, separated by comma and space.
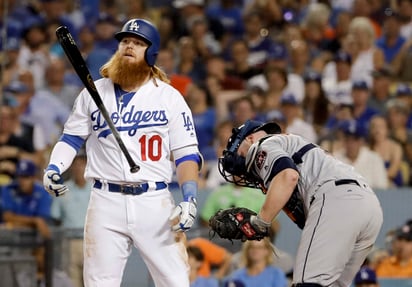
55, 26, 140, 173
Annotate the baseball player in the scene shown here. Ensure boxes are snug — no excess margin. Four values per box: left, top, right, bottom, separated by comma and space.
43, 19, 202, 287
218, 120, 383, 287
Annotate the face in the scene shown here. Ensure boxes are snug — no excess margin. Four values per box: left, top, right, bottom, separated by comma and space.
118, 36, 148, 64
17, 176, 35, 194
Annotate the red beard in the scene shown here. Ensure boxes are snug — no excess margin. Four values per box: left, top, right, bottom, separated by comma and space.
106, 52, 151, 88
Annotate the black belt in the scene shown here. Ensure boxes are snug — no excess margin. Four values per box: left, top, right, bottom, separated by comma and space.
292, 143, 317, 164
335, 179, 360, 187
93, 179, 167, 195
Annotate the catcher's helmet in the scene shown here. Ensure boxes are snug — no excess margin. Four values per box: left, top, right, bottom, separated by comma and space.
115, 19, 160, 66
218, 120, 281, 189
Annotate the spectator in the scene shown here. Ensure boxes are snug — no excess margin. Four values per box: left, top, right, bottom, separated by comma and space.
203, 120, 234, 190
288, 39, 313, 78
280, 93, 318, 143
156, 47, 193, 96
301, 70, 330, 137
397, 0, 412, 39
78, 24, 112, 81
348, 16, 385, 87
350, 80, 380, 133
368, 66, 394, 114
185, 83, 216, 162
94, 13, 120, 54
187, 245, 219, 287
1, 35, 22, 87
322, 50, 353, 106
41, 58, 81, 109
0, 95, 42, 184
261, 65, 288, 115
320, 103, 355, 153
50, 153, 91, 287
385, 99, 412, 185
223, 239, 287, 287
188, 237, 233, 280
391, 37, 412, 82
206, 0, 245, 39
1, 159, 52, 285
393, 83, 412, 130
333, 120, 389, 189
375, 222, 412, 277
226, 39, 262, 83
376, 10, 406, 65
368, 115, 405, 187
230, 96, 264, 128
17, 19, 50, 90
16, 71, 71, 147
241, 9, 276, 69
176, 36, 207, 85
354, 266, 379, 287
187, 14, 221, 58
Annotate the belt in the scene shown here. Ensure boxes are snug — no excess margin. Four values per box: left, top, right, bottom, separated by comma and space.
93, 179, 167, 195
335, 179, 360, 187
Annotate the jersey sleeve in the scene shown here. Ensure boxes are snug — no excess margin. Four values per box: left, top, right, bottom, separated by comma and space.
63, 88, 92, 137
167, 90, 199, 151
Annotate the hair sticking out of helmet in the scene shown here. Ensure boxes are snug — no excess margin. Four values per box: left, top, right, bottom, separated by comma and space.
115, 18, 160, 67
218, 120, 281, 190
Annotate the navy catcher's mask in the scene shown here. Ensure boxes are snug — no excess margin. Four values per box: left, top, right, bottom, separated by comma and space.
115, 18, 160, 67
218, 120, 281, 189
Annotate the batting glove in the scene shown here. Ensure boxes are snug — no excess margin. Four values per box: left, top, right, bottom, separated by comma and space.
43, 165, 68, 197
169, 181, 198, 232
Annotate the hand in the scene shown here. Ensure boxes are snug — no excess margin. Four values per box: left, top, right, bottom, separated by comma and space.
43, 169, 68, 197
169, 198, 197, 232
250, 215, 271, 234
33, 217, 51, 239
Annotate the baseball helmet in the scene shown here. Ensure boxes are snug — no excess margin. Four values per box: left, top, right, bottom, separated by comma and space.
218, 120, 281, 189
114, 18, 160, 66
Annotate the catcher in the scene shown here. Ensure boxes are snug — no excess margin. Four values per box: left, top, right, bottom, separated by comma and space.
210, 120, 383, 287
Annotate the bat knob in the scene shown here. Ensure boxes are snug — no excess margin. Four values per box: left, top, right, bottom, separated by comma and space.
130, 166, 140, 173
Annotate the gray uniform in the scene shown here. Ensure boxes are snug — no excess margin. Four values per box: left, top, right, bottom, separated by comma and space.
246, 134, 383, 286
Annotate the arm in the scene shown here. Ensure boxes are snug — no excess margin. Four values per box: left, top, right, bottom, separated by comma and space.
3, 211, 51, 239
258, 168, 299, 223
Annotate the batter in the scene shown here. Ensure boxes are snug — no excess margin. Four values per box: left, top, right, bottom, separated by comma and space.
218, 120, 383, 287
43, 19, 201, 287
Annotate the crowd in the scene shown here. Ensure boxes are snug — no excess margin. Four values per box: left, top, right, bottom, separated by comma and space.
1, 0, 412, 286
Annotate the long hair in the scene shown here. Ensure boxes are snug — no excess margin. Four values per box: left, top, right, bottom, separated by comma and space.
240, 238, 274, 268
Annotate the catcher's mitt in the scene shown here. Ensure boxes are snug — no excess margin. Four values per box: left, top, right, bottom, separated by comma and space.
209, 207, 269, 241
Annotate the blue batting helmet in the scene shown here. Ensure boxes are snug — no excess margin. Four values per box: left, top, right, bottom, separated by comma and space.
114, 19, 160, 67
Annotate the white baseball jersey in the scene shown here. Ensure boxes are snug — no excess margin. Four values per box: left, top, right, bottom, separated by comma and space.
64, 78, 198, 183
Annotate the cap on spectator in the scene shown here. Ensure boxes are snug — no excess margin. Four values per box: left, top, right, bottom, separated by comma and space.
280, 93, 299, 105
172, 0, 204, 8
16, 159, 37, 177
303, 70, 322, 83
339, 120, 367, 138
354, 267, 378, 285
395, 83, 412, 97
352, 80, 369, 90
268, 43, 287, 60
4, 80, 29, 94
395, 223, 412, 241
371, 66, 393, 78
334, 50, 352, 64
383, 8, 402, 20
224, 280, 246, 287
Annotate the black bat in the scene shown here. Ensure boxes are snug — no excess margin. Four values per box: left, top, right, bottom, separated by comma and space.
55, 26, 140, 173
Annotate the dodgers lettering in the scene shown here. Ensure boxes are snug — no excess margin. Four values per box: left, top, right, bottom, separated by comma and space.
91, 107, 168, 138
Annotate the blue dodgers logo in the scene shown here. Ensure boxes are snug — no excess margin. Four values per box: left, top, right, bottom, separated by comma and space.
91, 106, 168, 138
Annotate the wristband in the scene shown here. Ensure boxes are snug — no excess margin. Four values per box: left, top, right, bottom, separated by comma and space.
46, 164, 60, 173
181, 180, 197, 202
